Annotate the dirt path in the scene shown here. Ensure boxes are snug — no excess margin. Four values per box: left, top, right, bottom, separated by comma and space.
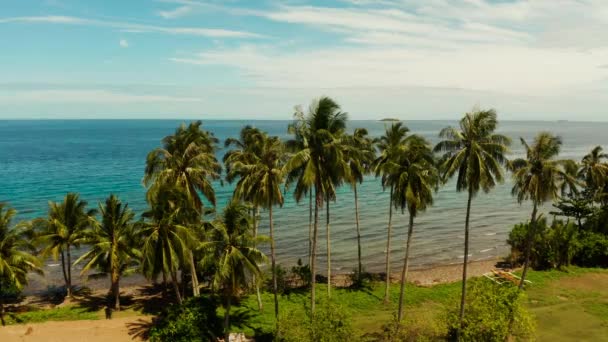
0, 317, 151, 342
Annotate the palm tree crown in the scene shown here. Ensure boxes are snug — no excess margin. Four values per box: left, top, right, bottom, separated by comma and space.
34, 193, 96, 298
144, 121, 221, 211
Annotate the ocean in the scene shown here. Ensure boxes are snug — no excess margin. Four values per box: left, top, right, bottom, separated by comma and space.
1, 119, 607, 290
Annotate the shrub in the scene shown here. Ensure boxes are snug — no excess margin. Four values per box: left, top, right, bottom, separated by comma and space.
278, 302, 355, 342
573, 231, 608, 267
266, 265, 288, 294
149, 296, 223, 342
446, 278, 535, 341
507, 218, 553, 269
291, 259, 311, 288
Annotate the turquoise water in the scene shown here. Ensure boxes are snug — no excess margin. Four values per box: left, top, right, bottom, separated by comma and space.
1, 119, 607, 284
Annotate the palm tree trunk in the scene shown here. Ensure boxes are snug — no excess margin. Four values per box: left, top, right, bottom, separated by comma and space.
0, 296, 4, 326
162, 269, 168, 300
170, 267, 182, 304
112, 275, 120, 311
354, 184, 363, 281
309, 191, 313, 268
458, 189, 473, 340
189, 251, 200, 297
224, 290, 232, 342
0, 281, 5, 326
66, 245, 72, 298
269, 204, 279, 321
384, 184, 394, 303
60, 250, 69, 291
519, 202, 538, 290
326, 200, 332, 298
397, 214, 415, 322
311, 187, 321, 314
253, 206, 263, 311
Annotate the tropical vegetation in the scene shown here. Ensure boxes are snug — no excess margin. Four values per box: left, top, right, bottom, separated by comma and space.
1, 99, 607, 341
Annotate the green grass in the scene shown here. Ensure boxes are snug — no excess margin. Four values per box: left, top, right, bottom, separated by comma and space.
5, 305, 100, 325
5, 266, 608, 341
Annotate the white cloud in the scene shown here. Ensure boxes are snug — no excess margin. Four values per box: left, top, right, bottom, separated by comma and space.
119, 39, 129, 48
158, 5, 193, 19
0, 89, 203, 103
0, 15, 264, 38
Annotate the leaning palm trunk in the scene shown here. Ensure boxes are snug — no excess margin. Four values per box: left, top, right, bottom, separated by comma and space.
384, 185, 394, 303
253, 206, 263, 311
311, 188, 321, 314
170, 267, 182, 304
326, 200, 332, 298
269, 204, 279, 320
397, 214, 415, 322
189, 250, 200, 297
60, 250, 69, 293
354, 184, 363, 281
519, 202, 538, 290
458, 189, 474, 339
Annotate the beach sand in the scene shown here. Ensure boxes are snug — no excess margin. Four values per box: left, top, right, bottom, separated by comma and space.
0, 317, 152, 342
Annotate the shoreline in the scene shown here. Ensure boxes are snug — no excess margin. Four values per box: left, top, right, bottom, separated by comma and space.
24, 258, 502, 299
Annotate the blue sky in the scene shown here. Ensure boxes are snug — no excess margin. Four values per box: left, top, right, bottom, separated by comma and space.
1, 0, 608, 120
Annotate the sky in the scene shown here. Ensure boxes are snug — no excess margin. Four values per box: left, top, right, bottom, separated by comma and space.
1, 0, 608, 120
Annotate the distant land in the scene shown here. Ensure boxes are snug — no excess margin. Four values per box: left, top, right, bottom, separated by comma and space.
380, 118, 400, 122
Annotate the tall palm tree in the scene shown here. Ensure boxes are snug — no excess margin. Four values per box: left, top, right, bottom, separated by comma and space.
345, 128, 376, 281
144, 121, 221, 296
0, 204, 42, 326
140, 187, 199, 304
391, 136, 438, 322
224, 125, 265, 310
373, 122, 411, 303
35, 193, 96, 298
201, 201, 266, 342
75, 195, 139, 310
285, 108, 314, 267
578, 145, 608, 202
285, 97, 349, 311
225, 130, 287, 320
509, 132, 578, 289
434, 109, 510, 336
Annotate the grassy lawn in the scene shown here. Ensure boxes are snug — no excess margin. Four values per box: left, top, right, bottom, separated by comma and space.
5, 267, 608, 341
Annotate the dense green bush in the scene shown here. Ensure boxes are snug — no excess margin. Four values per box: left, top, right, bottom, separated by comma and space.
573, 231, 608, 267
506, 218, 600, 269
446, 278, 535, 341
149, 296, 223, 342
278, 302, 355, 342
291, 259, 312, 288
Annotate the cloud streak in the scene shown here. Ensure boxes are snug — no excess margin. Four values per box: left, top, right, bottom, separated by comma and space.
0, 89, 203, 103
0, 15, 264, 38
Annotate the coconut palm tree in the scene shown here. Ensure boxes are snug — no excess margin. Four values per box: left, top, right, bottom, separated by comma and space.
0, 204, 42, 326
578, 145, 608, 202
35, 193, 96, 298
75, 195, 139, 310
344, 128, 376, 281
285, 108, 314, 267
225, 130, 287, 320
285, 97, 349, 311
391, 136, 438, 322
509, 132, 578, 289
373, 122, 411, 303
224, 125, 265, 310
144, 121, 221, 296
140, 187, 199, 304
433, 109, 510, 336
201, 201, 266, 342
